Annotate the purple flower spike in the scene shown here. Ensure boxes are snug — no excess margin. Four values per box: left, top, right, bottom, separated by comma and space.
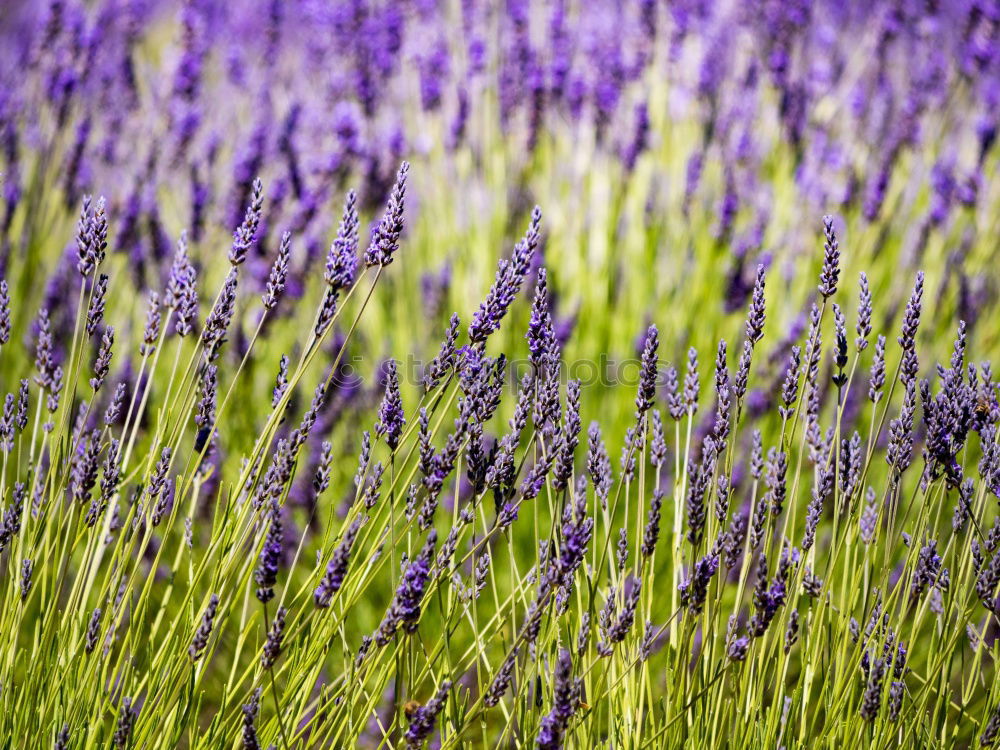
535, 648, 579, 750
404, 680, 451, 750
818, 215, 840, 299
255, 500, 282, 603
375, 359, 405, 450
0, 280, 10, 345
636, 324, 659, 415
376, 529, 437, 645
365, 162, 410, 267
315, 515, 364, 608
468, 207, 542, 344
90, 326, 114, 392
261, 231, 291, 310
189, 593, 219, 661
229, 177, 264, 266
326, 190, 360, 290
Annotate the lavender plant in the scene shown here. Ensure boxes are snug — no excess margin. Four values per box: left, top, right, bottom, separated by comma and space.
0, 2, 999, 749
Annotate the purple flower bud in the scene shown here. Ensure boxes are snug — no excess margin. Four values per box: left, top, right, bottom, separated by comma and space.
19, 558, 32, 601
189, 593, 219, 661
271, 355, 289, 408
818, 215, 840, 298
527, 268, 555, 369
0, 279, 10, 345
856, 273, 872, 351
90, 326, 114, 392
15, 379, 27, 434
255, 501, 283, 603
587, 423, 612, 510
664, 365, 684, 421
724, 513, 747, 570
424, 314, 460, 392
194, 364, 217, 433
76, 196, 108, 277
201, 269, 238, 362
85, 438, 120, 527
859, 656, 886, 721
376, 530, 437, 645
745, 265, 767, 345
84, 607, 103, 654
140, 292, 161, 356
616, 528, 629, 572
315, 515, 364, 608
365, 162, 410, 267
635, 324, 659, 416
484, 648, 518, 707
314, 287, 338, 336
261, 231, 291, 310
326, 190, 359, 289
552, 380, 582, 491
765, 448, 788, 516
375, 360, 405, 451
535, 649, 578, 750
727, 633, 751, 662
685, 457, 710, 545
34, 308, 55, 389
229, 177, 264, 266
468, 207, 541, 344
886, 379, 917, 479
898, 272, 925, 384
983, 700, 1000, 746
103, 382, 126, 426
85, 273, 109, 336
404, 680, 451, 750
779, 346, 802, 419
0, 394, 13, 452
112, 696, 135, 748
261, 606, 286, 669
679, 554, 719, 615
784, 609, 800, 654
749, 563, 786, 637
683, 347, 700, 414
642, 490, 664, 557
165, 234, 198, 337
242, 688, 262, 749
911, 539, 948, 601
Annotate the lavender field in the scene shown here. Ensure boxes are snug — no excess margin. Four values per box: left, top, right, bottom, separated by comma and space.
0, 0, 999, 747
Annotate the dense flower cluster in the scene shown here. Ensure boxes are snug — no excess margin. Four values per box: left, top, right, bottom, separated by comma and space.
0, 1, 999, 749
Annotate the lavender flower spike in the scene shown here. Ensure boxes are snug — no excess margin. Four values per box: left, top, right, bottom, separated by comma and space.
376, 529, 437, 645
326, 189, 360, 289
636, 323, 659, 415
484, 648, 519, 706
536, 648, 579, 750
404, 680, 451, 749
112, 696, 135, 748
85, 273, 109, 336
90, 326, 114, 392
365, 161, 410, 267
260, 606, 287, 669
188, 593, 219, 661
140, 292, 161, 355
818, 215, 840, 299
261, 231, 291, 310
315, 515, 364, 607
255, 500, 282, 603
375, 359, 405, 450
229, 177, 264, 266
468, 207, 542, 344
0, 280, 10, 345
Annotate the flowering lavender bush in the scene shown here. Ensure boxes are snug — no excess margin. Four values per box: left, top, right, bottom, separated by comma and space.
1, 1, 999, 748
